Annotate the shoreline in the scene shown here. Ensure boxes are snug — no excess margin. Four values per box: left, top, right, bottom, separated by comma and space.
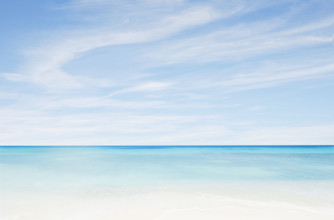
2, 181, 334, 220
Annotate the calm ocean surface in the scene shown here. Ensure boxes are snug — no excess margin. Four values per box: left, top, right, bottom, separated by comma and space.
1, 146, 334, 191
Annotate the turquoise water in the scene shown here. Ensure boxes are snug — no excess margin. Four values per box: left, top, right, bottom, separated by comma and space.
1, 146, 334, 190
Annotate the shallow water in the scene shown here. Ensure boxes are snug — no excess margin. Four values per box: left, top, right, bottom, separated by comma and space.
1, 145, 334, 191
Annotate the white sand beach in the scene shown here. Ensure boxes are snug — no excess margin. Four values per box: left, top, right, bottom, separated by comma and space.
2, 182, 334, 220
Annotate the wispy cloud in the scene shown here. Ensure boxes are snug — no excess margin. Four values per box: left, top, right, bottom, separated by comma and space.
249, 106, 266, 111
2, 5, 220, 90
108, 81, 174, 97
38, 97, 170, 109
230, 124, 334, 145
0, 107, 224, 145
1, 106, 333, 145
215, 62, 334, 92
143, 16, 334, 65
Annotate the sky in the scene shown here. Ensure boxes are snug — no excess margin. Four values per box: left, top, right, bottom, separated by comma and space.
0, 0, 333, 145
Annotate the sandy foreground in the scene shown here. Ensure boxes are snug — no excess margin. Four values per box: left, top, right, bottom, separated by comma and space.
1, 182, 334, 220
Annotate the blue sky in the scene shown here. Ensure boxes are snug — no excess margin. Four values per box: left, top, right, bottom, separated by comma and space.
0, 0, 333, 145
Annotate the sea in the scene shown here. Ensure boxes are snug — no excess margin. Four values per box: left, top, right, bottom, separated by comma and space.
1, 145, 334, 191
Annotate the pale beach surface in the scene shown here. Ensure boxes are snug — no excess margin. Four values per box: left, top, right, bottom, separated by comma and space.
2, 182, 334, 220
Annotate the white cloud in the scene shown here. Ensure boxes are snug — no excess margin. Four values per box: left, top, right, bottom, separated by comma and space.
249, 106, 266, 111
0, 108, 222, 145
216, 63, 334, 92
108, 81, 174, 97
1, 106, 333, 145
231, 124, 334, 145
1, 73, 28, 82
143, 16, 334, 65
167, 57, 334, 94
38, 97, 170, 109
5, 6, 220, 90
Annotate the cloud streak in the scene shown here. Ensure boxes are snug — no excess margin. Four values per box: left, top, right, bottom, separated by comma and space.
143, 16, 334, 65
2, 5, 221, 89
